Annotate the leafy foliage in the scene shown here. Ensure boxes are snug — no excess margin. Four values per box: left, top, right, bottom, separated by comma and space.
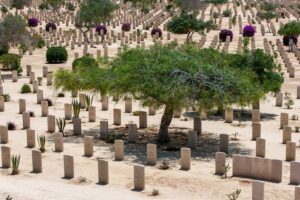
11, 155, 21, 175
46, 46, 68, 64
278, 21, 300, 36
0, 53, 21, 72
11, 0, 32, 10
167, 12, 214, 43
20, 83, 31, 93
38, 135, 46, 152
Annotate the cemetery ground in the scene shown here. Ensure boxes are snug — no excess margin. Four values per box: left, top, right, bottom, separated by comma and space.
1, 0, 300, 199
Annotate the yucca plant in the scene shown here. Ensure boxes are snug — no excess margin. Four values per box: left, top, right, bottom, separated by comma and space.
38, 135, 46, 153
84, 94, 94, 111
56, 118, 66, 136
11, 155, 21, 175
72, 100, 81, 118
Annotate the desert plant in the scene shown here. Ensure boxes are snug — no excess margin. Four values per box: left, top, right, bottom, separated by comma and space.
56, 118, 66, 136
66, 2, 75, 11
1, 94, 10, 102
223, 163, 231, 178
37, 77, 43, 85
11, 155, 20, 175
7, 122, 16, 130
20, 83, 31, 93
159, 159, 170, 170
232, 132, 239, 140
284, 92, 294, 109
6, 195, 12, 200
222, 9, 231, 17
295, 126, 300, 133
29, 111, 35, 117
85, 94, 94, 111
43, 98, 53, 106
37, 135, 46, 153
72, 99, 81, 118
57, 92, 65, 97
46, 46, 68, 64
0, 53, 22, 72
152, 188, 159, 196
227, 189, 241, 200
291, 114, 298, 120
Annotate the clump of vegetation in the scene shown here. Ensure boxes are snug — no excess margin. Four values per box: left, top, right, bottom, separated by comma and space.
37, 77, 43, 85
85, 94, 94, 111
295, 126, 300, 133
6, 195, 12, 200
106, 132, 123, 143
72, 100, 81, 118
222, 9, 231, 17
223, 163, 231, 178
284, 92, 294, 109
43, 98, 53, 106
11, 155, 20, 175
46, 46, 68, 64
291, 114, 298, 120
159, 159, 170, 170
227, 189, 241, 200
151, 188, 159, 196
56, 118, 66, 136
0, 53, 22, 73
38, 135, 46, 153
57, 92, 65, 97
1, 94, 10, 102
7, 122, 16, 130
232, 132, 239, 141
20, 83, 31, 93
29, 111, 35, 117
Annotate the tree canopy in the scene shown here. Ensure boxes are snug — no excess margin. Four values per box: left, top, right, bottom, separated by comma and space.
167, 12, 214, 43
10, 0, 31, 10
278, 21, 300, 36
257, 2, 277, 32
54, 43, 282, 144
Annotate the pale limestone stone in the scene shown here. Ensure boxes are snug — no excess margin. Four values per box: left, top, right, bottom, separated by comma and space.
193, 116, 201, 134
64, 103, 72, 120
113, 108, 121, 125
215, 152, 226, 175
54, 132, 64, 152
252, 109, 260, 123
290, 162, 300, 185
0, 126, 8, 144
219, 134, 229, 153
19, 99, 26, 114
286, 141, 296, 161
84, 136, 93, 157
88, 106, 96, 122
47, 115, 55, 133
225, 107, 233, 123
37, 90, 43, 104
98, 159, 109, 184
102, 95, 109, 111
133, 165, 145, 191
73, 117, 81, 136
22, 112, 30, 129
26, 129, 35, 148
0, 96, 4, 112
64, 155, 74, 178
147, 143, 157, 165
256, 138, 266, 158
128, 123, 137, 143
187, 130, 197, 149
180, 147, 191, 170
283, 126, 292, 144
114, 140, 124, 161
252, 122, 261, 140
1, 146, 10, 168
100, 120, 108, 140
252, 181, 264, 200
139, 111, 147, 128
295, 187, 300, 200
41, 100, 48, 117
280, 113, 289, 129
32, 150, 42, 173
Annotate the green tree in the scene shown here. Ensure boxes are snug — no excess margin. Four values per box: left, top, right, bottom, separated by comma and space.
75, 0, 117, 43
206, 0, 228, 15
257, 2, 277, 32
42, 0, 64, 11
10, 0, 31, 14
0, 14, 31, 52
278, 21, 300, 37
167, 12, 214, 43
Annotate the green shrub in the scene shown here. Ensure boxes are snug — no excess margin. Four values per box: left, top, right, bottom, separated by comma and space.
222, 9, 231, 17
0, 43, 9, 56
46, 46, 68, 64
72, 56, 98, 71
31, 34, 45, 49
66, 2, 75, 11
20, 83, 31, 93
0, 53, 22, 73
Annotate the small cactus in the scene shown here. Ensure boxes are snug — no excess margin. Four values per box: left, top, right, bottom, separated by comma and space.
11, 155, 20, 175
56, 118, 66, 136
38, 135, 46, 153
227, 189, 241, 200
72, 100, 81, 118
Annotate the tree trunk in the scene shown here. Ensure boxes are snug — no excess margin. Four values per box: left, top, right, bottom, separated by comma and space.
158, 105, 174, 144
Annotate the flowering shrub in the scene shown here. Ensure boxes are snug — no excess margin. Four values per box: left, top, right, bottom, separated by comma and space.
121, 22, 131, 32
219, 29, 233, 42
28, 17, 39, 27
96, 25, 107, 35
151, 28, 162, 37
242, 25, 256, 37
283, 35, 298, 46
45, 23, 57, 32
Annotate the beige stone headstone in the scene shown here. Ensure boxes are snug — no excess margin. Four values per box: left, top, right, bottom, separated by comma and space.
98, 159, 109, 184
37, 90, 43, 104
100, 120, 108, 140
295, 187, 300, 200
0, 126, 8, 144
64, 155, 74, 179
256, 138, 265, 158
19, 99, 26, 114
114, 140, 124, 161
290, 162, 300, 185
26, 129, 35, 148
41, 100, 48, 117
133, 165, 145, 191
54, 132, 64, 152
286, 141, 296, 161
252, 181, 264, 200
215, 152, 226, 175
193, 116, 202, 134
22, 112, 30, 129
0, 96, 4, 112
283, 126, 292, 144
252, 122, 261, 140
1, 146, 10, 168
84, 136, 93, 157
180, 147, 191, 170
128, 123, 137, 143
139, 111, 147, 128
73, 117, 81, 136
32, 150, 42, 173
47, 115, 55, 133
220, 134, 229, 153
280, 113, 289, 129
125, 98, 132, 113
187, 130, 197, 149
113, 109, 121, 126
88, 106, 96, 122
147, 143, 157, 166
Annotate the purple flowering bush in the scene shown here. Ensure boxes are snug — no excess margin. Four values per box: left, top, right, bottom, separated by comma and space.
243, 25, 256, 37
45, 23, 57, 32
151, 28, 162, 37
219, 29, 233, 42
28, 17, 39, 27
121, 22, 131, 32
96, 25, 107, 35
283, 35, 298, 46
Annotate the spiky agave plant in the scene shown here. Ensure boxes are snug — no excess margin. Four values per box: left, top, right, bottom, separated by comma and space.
38, 135, 46, 153
84, 94, 94, 111
56, 118, 66, 136
72, 100, 81, 118
11, 155, 21, 175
